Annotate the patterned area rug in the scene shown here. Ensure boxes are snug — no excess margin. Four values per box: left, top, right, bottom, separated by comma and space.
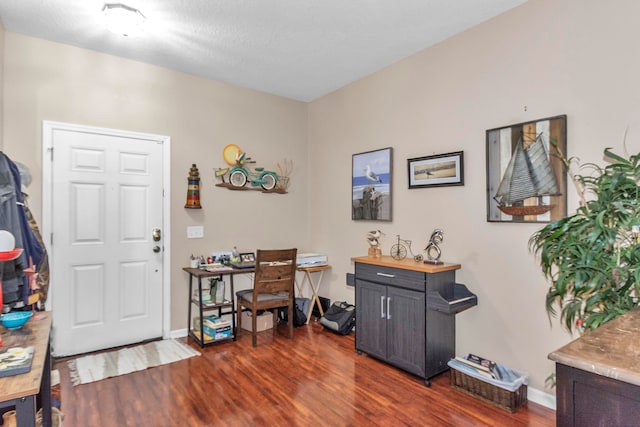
67, 339, 200, 386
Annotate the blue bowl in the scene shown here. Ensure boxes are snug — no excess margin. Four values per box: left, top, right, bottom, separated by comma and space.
1, 311, 33, 330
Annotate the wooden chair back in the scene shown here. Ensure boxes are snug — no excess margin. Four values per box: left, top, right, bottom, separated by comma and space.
236, 248, 297, 346
253, 248, 297, 296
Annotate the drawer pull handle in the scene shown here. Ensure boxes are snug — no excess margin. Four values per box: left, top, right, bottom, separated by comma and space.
381, 296, 385, 318
377, 272, 395, 278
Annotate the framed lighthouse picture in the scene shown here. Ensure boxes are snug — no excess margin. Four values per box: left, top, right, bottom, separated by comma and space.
352, 147, 392, 221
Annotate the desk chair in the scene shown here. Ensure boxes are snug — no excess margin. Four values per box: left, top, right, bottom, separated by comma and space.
236, 248, 297, 346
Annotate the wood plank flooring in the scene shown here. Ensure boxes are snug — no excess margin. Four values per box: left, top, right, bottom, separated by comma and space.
53, 322, 555, 426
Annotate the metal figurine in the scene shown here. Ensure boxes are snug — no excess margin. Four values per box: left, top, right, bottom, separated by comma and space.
424, 229, 444, 264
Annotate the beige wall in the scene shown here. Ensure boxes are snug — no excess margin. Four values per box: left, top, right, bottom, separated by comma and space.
1, 32, 309, 332
309, 0, 640, 394
4, 0, 640, 399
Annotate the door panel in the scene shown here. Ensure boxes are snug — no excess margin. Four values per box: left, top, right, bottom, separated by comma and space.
355, 279, 386, 359
72, 264, 104, 326
387, 286, 425, 377
49, 126, 164, 356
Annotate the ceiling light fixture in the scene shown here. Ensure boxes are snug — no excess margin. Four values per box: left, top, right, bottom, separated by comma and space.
102, 3, 146, 37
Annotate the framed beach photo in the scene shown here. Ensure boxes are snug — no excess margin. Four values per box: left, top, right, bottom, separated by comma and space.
407, 151, 464, 189
486, 115, 567, 223
352, 147, 392, 221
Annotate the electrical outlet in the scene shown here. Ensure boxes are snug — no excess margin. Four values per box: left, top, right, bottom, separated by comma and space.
187, 226, 204, 239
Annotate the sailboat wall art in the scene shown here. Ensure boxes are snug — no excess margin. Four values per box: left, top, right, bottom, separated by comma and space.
486, 115, 567, 223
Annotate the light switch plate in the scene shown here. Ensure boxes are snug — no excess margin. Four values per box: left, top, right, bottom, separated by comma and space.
187, 226, 204, 239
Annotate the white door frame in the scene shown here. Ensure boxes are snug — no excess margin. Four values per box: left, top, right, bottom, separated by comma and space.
41, 120, 172, 342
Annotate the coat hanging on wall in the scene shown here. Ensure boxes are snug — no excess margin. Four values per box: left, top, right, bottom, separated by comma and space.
0, 151, 47, 311
16, 161, 50, 308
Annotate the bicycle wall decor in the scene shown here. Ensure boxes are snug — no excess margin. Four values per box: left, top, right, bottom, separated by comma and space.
215, 144, 290, 193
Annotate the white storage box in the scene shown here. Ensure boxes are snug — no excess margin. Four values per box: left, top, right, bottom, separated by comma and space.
241, 311, 274, 332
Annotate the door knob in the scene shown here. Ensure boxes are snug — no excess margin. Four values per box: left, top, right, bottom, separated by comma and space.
153, 246, 161, 253
152, 228, 161, 242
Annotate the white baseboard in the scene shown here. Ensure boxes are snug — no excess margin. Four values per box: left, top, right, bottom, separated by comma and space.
170, 328, 188, 339
527, 386, 556, 410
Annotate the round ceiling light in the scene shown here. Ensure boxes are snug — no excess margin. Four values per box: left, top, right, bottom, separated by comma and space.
102, 3, 146, 37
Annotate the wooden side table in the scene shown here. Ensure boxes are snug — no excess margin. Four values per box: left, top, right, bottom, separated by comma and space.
296, 265, 331, 324
0, 312, 52, 427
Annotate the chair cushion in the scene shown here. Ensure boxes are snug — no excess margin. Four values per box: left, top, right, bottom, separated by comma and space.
237, 290, 290, 303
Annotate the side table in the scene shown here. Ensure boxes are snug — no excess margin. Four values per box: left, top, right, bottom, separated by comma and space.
296, 265, 331, 324
0, 312, 52, 427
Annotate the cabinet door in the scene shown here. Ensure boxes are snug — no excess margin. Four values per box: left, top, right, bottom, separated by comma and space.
386, 286, 426, 377
355, 279, 386, 360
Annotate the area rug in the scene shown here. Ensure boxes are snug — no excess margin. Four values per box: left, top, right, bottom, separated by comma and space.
67, 339, 200, 386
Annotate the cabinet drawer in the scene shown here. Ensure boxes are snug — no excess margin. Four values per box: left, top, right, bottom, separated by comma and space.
355, 263, 425, 292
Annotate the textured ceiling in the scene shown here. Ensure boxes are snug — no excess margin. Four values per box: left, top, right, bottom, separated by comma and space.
0, 0, 527, 102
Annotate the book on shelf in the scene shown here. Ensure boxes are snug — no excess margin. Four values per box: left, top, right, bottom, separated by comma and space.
192, 329, 231, 342
0, 346, 34, 378
203, 315, 230, 328
193, 315, 230, 329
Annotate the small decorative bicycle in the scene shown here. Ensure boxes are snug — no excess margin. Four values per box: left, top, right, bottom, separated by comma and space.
390, 235, 424, 262
229, 152, 278, 191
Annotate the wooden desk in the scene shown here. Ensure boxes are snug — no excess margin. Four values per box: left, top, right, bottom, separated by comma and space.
0, 311, 52, 427
296, 265, 331, 324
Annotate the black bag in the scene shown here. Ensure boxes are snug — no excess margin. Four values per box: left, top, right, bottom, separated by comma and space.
319, 301, 356, 335
278, 298, 308, 327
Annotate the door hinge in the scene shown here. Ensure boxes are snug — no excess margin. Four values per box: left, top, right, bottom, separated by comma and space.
47, 146, 53, 160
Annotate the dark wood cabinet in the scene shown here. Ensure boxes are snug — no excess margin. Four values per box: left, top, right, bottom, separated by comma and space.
353, 256, 476, 386
549, 307, 640, 427
356, 280, 425, 376
554, 363, 640, 427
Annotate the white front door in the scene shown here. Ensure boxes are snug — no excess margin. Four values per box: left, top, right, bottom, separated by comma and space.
43, 122, 170, 356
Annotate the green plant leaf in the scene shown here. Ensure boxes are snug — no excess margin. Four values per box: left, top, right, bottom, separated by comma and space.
530, 148, 640, 333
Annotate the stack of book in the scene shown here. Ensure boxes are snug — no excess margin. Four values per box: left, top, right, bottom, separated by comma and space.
193, 315, 231, 341
454, 353, 502, 380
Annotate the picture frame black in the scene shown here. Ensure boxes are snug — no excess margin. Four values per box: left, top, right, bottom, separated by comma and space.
486, 115, 567, 223
352, 147, 392, 221
407, 151, 464, 189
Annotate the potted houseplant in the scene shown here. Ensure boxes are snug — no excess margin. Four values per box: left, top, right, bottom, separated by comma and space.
529, 148, 640, 334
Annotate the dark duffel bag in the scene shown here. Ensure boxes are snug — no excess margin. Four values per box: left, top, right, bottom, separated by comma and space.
319, 301, 355, 335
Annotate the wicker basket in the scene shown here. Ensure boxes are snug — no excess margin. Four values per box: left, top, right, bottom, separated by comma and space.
450, 368, 527, 413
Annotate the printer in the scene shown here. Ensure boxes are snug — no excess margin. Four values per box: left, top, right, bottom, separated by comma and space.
296, 253, 328, 268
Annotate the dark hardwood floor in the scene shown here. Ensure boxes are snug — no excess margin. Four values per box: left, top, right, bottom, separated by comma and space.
53, 321, 555, 426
